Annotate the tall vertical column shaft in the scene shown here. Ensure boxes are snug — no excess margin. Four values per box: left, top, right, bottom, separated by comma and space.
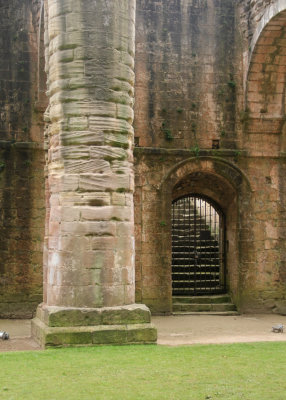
33, 0, 156, 347
46, 0, 136, 307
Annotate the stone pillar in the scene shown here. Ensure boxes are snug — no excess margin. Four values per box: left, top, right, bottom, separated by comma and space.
32, 0, 156, 347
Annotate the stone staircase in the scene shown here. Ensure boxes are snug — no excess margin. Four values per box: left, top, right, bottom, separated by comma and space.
172, 294, 239, 316
171, 197, 239, 315
172, 197, 224, 296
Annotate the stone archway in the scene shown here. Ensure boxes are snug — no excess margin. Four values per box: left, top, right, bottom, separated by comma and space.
246, 5, 286, 141
244, 3, 286, 314
150, 156, 252, 313
248, 0, 286, 67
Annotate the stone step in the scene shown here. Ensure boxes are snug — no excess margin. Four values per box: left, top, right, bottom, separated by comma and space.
172, 283, 222, 290
172, 259, 220, 265
172, 311, 239, 316
172, 263, 220, 268
173, 240, 218, 246
173, 276, 220, 283
172, 245, 219, 250
172, 302, 236, 312
173, 261, 221, 267
172, 232, 214, 238
173, 295, 231, 304
173, 257, 220, 261
173, 253, 220, 258
172, 266, 220, 276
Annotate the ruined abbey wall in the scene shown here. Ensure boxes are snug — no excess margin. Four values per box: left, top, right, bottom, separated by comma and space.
134, 0, 286, 314
1, 0, 286, 319
0, 0, 45, 317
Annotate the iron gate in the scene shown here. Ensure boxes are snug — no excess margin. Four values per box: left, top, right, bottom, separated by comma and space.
172, 195, 225, 296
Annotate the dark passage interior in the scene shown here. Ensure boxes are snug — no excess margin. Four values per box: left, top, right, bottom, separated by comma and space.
172, 195, 225, 296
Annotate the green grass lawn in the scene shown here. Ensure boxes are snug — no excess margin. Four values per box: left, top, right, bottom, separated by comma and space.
0, 342, 286, 399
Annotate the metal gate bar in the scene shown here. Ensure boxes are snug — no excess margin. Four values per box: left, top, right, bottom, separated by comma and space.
172, 195, 225, 296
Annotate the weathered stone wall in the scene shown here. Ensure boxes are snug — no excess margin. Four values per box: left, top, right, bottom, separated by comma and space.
134, 0, 286, 314
134, 0, 242, 313
0, 0, 45, 317
238, 0, 286, 312
0, 145, 44, 317
238, 0, 279, 48
134, 148, 250, 314
238, 0, 272, 39
135, 0, 238, 150
2, 0, 286, 318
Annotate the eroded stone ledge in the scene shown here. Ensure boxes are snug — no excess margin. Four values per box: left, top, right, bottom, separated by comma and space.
0, 141, 44, 149
36, 303, 151, 327
32, 303, 157, 348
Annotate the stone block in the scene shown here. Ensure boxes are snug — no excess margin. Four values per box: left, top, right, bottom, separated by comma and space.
89, 146, 127, 161
49, 103, 65, 121
102, 285, 126, 307
48, 15, 66, 38
146, 298, 172, 315
49, 174, 79, 192
60, 221, 116, 236
46, 330, 93, 346
78, 174, 112, 192
104, 133, 131, 149
111, 192, 126, 206
116, 222, 134, 237
32, 304, 157, 348
92, 326, 127, 344
51, 89, 89, 105
49, 267, 101, 287
121, 267, 135, 285
37, 323, 157, 347
90, 237, 117, 250
69, 117, 88, 131
116, 104, 134, 122
101, 304, 150, 325
48, 1, 76, 19
80, 206, 132, 222
64, 160, 111, 174
49, 31, 83, 54
101, 267, 122, 286
82, 250, 115, 270
88, 116, 130, 134
61, 130, 104, 146
58, 236, 90, 252
0, 302, 38, 319
62, 206, 80, 222
66, 12, 86, 32
59, 192, 111, 207
274, 300, 286, 315
36, 303, 151, 326
126, 325, 157, 343
46, 283, 103, 308
44, 307, 101, 327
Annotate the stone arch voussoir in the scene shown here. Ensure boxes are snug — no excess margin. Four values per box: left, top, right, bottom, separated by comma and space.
249, 0, 286, 62
246, 2, 286, 135
161, 156, 252, 198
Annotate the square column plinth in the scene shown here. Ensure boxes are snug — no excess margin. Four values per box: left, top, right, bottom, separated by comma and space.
32, 303, 157, 348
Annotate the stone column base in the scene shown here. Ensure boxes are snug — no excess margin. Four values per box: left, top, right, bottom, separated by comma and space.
32, 303, 157, 348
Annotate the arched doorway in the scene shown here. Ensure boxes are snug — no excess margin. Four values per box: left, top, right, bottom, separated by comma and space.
134, 156, 251, 314
172, 194, 225, 296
